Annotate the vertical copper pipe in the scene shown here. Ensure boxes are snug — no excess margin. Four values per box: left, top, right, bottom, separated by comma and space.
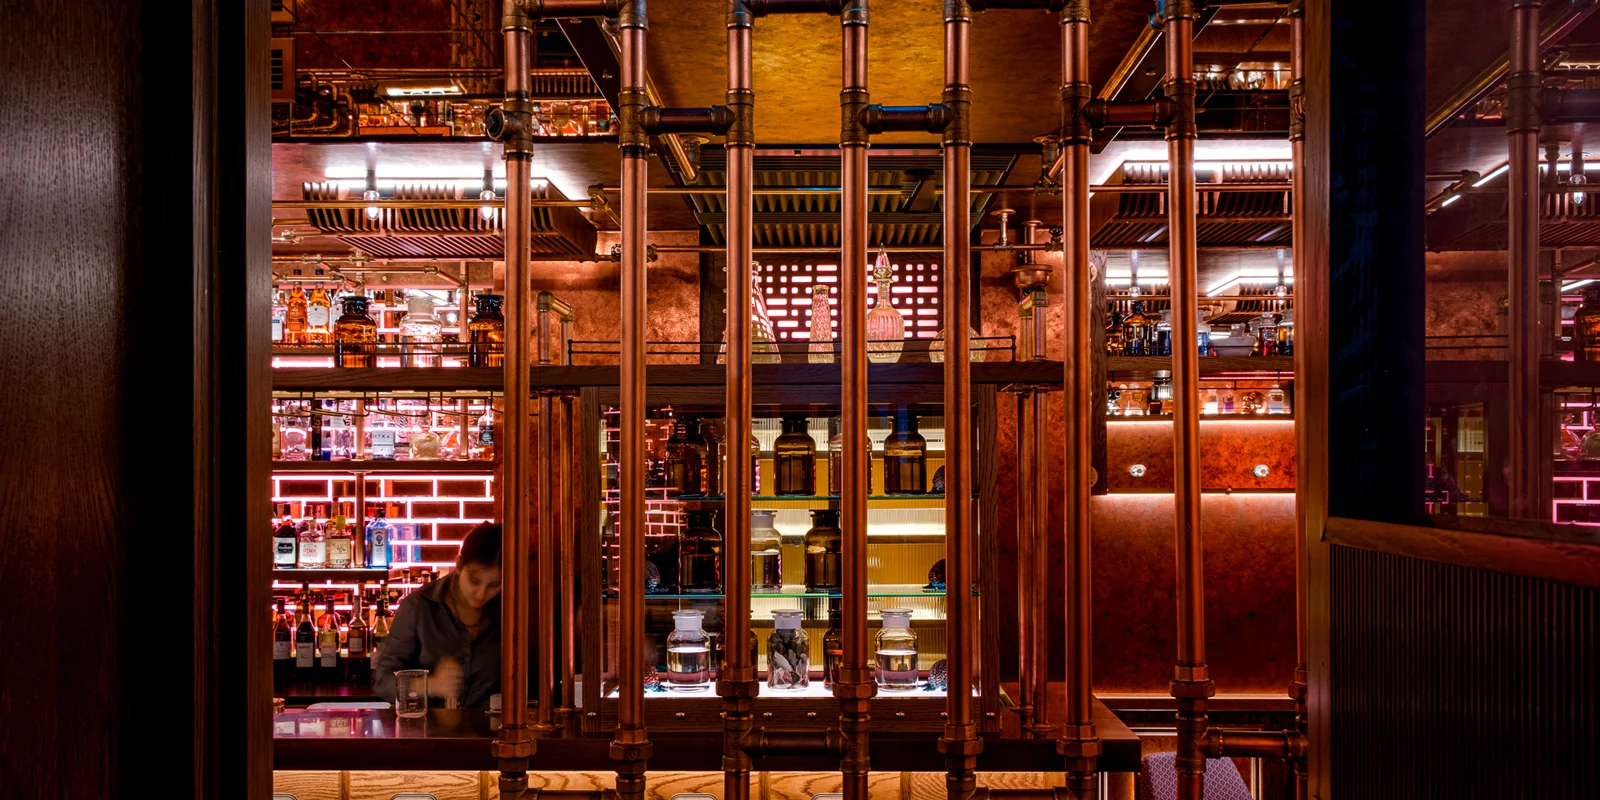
939, 4, 979, 800
494, 0, 537, 792
1057, 2, 1098, 794
613, 2, 653, 798
721, 5, 758, 800
1287, 4, 1309, 798
1508, 0, 1543, 519
837, 5, 875, 800
1163, 3, 1213, 799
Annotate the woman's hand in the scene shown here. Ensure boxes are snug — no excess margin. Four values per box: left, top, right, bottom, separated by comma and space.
432, 657, 464, 709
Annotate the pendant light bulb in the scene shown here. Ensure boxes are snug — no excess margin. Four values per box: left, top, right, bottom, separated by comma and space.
478, 189, 496, 221
363, 189, 381, 220
1573, 173, 1587, 206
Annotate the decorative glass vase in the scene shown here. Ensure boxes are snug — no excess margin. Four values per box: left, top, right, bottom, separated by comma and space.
718, 262, 783, 365
807, 284, 835, 364
928, 324, 987, 363
865, 247, 904, 363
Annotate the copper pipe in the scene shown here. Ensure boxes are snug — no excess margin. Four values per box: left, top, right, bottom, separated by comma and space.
269, 199, 593, 209
590, 183, 1287, 195
1057, 2, 1098, 792
492, 0, 537, 793
836, 5, 876, 800
721, 6, 759, 800
1287, 4, 1310, 798
613, 3, 653, 798
1508, 0, 1543, 520
939, 5, 980, 800
741, 728, 851, 757
1028, 285, 1053, 739
1163, 2, 1215, 799
1198, 728, 1306, 761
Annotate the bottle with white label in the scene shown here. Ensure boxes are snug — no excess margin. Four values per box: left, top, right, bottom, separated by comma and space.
366, 509, 392, 568
317, 595, 341, 684
273, 599, 293, 685
273, 504, 298, 568
297, 505, 326, 568
368, 414, 397, 461
294, 592, 317, 682
326, 520, 353, 569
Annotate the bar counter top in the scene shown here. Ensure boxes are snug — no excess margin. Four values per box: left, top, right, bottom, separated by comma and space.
274, 699, 1141, 773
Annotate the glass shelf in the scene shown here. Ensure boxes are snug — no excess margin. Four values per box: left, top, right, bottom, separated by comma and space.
618, 590, 947, 600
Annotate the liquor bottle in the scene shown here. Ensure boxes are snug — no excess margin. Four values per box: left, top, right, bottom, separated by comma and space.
399, 293, 443, 368
1153, 311, 1172, 357
467, 293, 506, 367
474, 405, 496, 460
286, 280, 309, 344
1105, 311, 1126, 356
273, 599, 294, 685
280, 402, 310, 461
750, 510, 783, 593
345, 594, 370, 685
1267, 383, 1288, 415
865, 247, 906, 363
294, 590, 317, 683
297, 506, 325, 568
807, 283, 835, 364
1253, 312, 1279, 357
1122, 302, 1152, 357
665, 414, 707, 495
803, 509, 842, 593
929, 321, 987, 363
307, 275, 333, 344
677, 509, 723, 594
273, 504, 298, 569
367, 408, 398, 460
875, 609, 920, 691
823, 604, 843, 689
1196, 308, 1216, 356
366, 508, 392, 568
883, 409, 928, 495
773, 415, 817, 496
333, 295, 378, 368
1276, 307, 1294, 356
272, 288, 286, 342
326, 513, 353, 569
1578, 287, 1600, 361
317, 594, 342, 684
372, 596, 390, 661
1203, 388, 1220, 415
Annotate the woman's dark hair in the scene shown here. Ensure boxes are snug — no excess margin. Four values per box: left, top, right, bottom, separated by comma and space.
458, 522, 502, 569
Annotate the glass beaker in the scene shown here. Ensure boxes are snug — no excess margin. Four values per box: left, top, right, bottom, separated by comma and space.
394, 669, 429, 717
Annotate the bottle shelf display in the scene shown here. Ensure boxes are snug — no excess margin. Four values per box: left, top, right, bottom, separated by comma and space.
272, 287, 505, 370
584, 394, 1001, 733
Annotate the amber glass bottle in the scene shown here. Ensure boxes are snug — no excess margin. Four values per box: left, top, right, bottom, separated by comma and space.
678, 509, 723, 594
1122, 301, 1152, 356
883, 409, 928, 495
665, 414, 708, 495
803, 509, 842, 592
467, 293, 506, 367
307, 279, 333, 344
333, 296, 378, 368
1104, 311, 1125, 356
823, 603, 843, 689
773, 415, 817, 496
1578, 288, 1600, 362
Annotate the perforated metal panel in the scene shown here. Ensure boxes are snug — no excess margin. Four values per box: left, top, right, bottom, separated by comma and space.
757, 259, 941, 341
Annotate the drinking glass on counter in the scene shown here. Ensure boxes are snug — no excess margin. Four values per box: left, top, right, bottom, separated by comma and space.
393, 669, 429, 717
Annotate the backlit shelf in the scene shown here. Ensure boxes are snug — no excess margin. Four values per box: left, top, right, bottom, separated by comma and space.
271, 460, 495, 473
610, 590, 948, 600
270, 568, 392, 583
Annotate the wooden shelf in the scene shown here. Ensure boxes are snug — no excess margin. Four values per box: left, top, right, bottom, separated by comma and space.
533, 361, 1066, 389
272, 367, 503, 391
270, 459, 494, 473
1105, 354, 1295, 378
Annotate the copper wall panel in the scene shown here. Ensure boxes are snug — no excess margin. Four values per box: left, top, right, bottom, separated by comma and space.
1104, 420, 1297, 491
1090, 494, 1298, 695
532, 231, 702, 364
1425, 250, 1505, 361
291, 0, 456, 71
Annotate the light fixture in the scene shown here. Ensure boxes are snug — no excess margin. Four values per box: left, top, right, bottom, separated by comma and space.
1274, 248, 1289, 298
478, 168, 496, 221
1128, 251, 1141, 298
1440, 194, 1463, 207
1573, 150, 1588, 206
1563, 278, 1596, 292
362, 168, 381, 221
1128, 463, 1147, 478
1252, 464, 1270, 478
1472, 163, 1509, 187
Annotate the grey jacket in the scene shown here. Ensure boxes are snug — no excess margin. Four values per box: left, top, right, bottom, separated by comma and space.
372, 574, 501, 709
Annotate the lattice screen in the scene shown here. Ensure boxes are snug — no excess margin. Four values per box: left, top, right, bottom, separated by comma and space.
756, 259, 943, 341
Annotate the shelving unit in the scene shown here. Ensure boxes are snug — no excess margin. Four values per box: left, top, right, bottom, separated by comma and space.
270, 459, 495, 473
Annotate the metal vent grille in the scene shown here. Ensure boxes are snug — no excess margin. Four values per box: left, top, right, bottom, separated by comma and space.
757, 258, 941, 341
270, 38, 294, 101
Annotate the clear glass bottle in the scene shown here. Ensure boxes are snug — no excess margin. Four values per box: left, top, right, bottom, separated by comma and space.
326, 406, 355, 461
828, 426, 872, 495
333, 295, 378, 368
1153, 310, 1172, 357
773, 415, 817, 496
1578, 288, 1600, 362
750, 510, 783, 593
875, 609, 919, 691
865, 247, 905, 363
823, 604, 843, 689
1203, 388, 1220, 415
1149, 374, 1173, 415
399, 293, 443, 368
1122, 301, 1152, 356
1196, 308, 1216, 356
272, 288, 287, 342
366, 408, 398, 460
717, 264, 783, 365
665, 414, 708, 496
280, 402, 310, 461
473, 404, 496, 460
803, 509, 842, 593
807, 284, 835, 364
468, 293, 506, 368
678, 509, 723, 594
767, 610, 810, 691
297, 505, 326, 568
929, 323, 987, 363
366, 507, 392, 568
883, 409, 928, 495
664, 610, 712, 693
1267, 383, 1288, 414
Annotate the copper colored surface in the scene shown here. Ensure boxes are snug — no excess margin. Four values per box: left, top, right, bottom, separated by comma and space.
1104, 420, 1296, 491
1015, 386, 1035, 732
1508, 0, 1542, 519
537, 389, 557, 732
1289, 9, 1308, 797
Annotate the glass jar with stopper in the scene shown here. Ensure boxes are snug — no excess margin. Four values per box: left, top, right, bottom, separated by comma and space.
750, 510, 783, 593
874, 609, 919, 691
664, 610, 712, 693
766, 610, 810, 692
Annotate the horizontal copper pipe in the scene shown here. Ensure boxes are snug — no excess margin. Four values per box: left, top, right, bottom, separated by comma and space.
270, 198, 591, 209
741, 728, 850, 757
1199, 728, 1306, 760
590, 183, 1289, 194
1086, 98, 1175, 128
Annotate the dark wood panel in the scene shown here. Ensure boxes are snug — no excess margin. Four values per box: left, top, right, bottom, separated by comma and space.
1326, 515, 1600, 589
976, 386, 1003, 732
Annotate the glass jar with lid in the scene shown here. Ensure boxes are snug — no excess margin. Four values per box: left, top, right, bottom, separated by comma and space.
883, 408, 928, 495
750, 510, 783, 593
773, 415, 817, 496
803, 509, 842, 593
333, 295, 378, 368
467, 293, 505, 367
766, 610, 810, 691
399, 293, 443, 368
665, 610, 712, 693
677, 509, 723, 594
665, 413, 708, 496
874, 609, 919, 691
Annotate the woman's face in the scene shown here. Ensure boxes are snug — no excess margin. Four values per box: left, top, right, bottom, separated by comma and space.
456, 563, 502, 609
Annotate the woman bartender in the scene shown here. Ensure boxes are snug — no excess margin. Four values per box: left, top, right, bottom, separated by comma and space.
374, 522, 503, 709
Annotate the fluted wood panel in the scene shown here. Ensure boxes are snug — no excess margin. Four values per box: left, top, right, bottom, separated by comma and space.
1331, 546, 1600, 797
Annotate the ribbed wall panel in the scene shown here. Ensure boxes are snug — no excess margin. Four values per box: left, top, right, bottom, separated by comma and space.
1331, 545, 1599, 797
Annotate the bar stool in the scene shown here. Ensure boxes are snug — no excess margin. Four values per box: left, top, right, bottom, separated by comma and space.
1136, 751, 1254, 800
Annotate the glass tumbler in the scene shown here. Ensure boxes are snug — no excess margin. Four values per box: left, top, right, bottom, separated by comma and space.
394, 669, 429, 717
